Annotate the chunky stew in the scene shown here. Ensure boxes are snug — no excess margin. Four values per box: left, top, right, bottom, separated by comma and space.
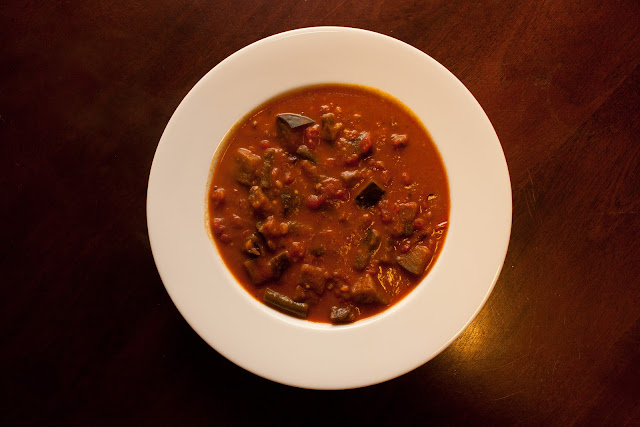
207, 84, 449, 324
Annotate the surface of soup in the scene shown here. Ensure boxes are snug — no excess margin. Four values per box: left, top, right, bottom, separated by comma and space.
207, 84, 449, 323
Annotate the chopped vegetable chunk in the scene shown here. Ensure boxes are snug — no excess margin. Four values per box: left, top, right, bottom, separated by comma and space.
396, 245, 433, 275
392, 202, 418, 237
298, 264, 327, 294
248, 186, 271, 215
354, 228, 381, 270
268, 251, 290, 279
277, 114, 314, 153
277, 113, 315, 129
355, 181, 385, 208
330, 305, 357, 324
320, 113, 342, 141
261, 148, 276, 188
391, 133, 408, 148
264, 288, 309, 318
281, 192, 300, 217
243, 233, 263, 257
243, 258, 273, 285
351, 274, 388, 304
234, 148, 261, 186
296, 144, 317, 163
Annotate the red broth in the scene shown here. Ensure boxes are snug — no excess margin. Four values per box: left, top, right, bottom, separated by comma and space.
207, 84, 449, 324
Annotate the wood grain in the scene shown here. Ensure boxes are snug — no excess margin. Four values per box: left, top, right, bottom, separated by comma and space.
1, 0, 639, 424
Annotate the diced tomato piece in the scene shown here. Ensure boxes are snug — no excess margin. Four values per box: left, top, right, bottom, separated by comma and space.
359, 132, 372, 154
304, 124, 321, 149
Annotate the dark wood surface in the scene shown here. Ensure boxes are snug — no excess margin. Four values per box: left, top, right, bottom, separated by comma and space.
2, 1, 639, 424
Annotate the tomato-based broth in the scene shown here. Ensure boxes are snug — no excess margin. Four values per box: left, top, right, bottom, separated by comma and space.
207, 84, 449, 324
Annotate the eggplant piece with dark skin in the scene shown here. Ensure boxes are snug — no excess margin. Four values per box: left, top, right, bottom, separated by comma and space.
396, 245, 433, 275
277, 113, 315, 129
243, 251, 291, 285
355, 181, 385, 208
264, 288, 309, 318
276, 113, 315, 153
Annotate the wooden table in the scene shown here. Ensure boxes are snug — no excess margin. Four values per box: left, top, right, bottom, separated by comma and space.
2, 1, 639, 424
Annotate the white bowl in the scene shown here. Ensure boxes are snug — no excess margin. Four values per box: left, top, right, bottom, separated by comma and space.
147, 27, 511, 389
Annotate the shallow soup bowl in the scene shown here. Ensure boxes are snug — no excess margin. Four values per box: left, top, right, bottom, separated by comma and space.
147, 26, 512, 389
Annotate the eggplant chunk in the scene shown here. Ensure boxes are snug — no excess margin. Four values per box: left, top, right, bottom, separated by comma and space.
351, 274, 388, 304
363, 228, 381, 248
355, 181, 385, 208
243, 258, 273, 285
234, 148, 262, 186
396, 245, 433, 275
268, 251, 291, 279
261, 148, 276, 189
378, 238, 396, 264
354, 229, 381, 270
242, 233, 264, 257
392, 202, 418, 237
320, 113, 342, 141
277, 114, 314, 153
248, 186, 271, 215
264, 288, 309, 318
276, 113, 315, 129
243, 251, 290, 284
281, 192, 300, 217
330, 305, 357, 324
297, 264, 327, 294
296, 144, 317, 163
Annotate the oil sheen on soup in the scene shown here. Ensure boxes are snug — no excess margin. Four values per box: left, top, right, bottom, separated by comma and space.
207, 84, 449, 324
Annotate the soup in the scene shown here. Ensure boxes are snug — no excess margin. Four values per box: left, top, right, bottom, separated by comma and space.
207, 84, 449, 324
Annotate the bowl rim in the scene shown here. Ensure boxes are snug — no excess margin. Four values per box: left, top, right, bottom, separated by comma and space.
147, 26, 512, 389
